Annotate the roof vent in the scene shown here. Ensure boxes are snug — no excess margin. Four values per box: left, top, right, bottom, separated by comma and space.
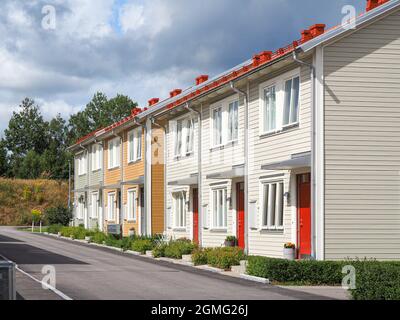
253, 51, 273, 67
301, 24, 326, 43
196, 75, 209, 85
170, 89, 182, 98
148, 98, 159, 107
131, 108, 142, 116
368, 0, 389, 11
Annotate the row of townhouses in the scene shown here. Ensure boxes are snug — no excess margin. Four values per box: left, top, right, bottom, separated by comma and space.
69, 0, 400, 261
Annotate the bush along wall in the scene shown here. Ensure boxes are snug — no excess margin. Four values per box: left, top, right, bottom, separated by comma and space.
246, 256, 400, 300
191, 247, 245, 270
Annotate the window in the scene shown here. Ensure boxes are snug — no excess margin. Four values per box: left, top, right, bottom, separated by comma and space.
127, 189, 137, 221
173, 192, 186, 228
228, 101, 239, 142
77, 198, 85, 219
212, 107, 223, 146
107, 193, 116, 221
108, 137, 121, 169
260, 69, 300, 134
91, 193, 99, 219
186, 119, 194, 154
263, 86, 276, 132
262, 182, 284, 229
173, 117, 194, 157
128, 128, 142, 162
77, 152, 87, 176
283, 76, 300, 126
91, 144, 102, 171
212, 188, 227, 228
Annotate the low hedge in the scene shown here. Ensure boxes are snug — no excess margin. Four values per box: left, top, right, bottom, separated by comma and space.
47, 224, 63, 234
246, 256, 400, 300
192, 247, 245, 270
131, 239, 154, 254
152, 239, 196, 259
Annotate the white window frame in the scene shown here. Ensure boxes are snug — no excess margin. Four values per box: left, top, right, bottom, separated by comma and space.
107, 192, 116, 221
259, 68, 300, 136
77, 152, 87, 176
211, 187, 228, 229
173, 116, 194, 158
172, 191, 186, 229
91, 192, 99, 219
91, 144, 102, 172
210, 95, 240, 148
260, 180, 284, 230
282, 75, 301, 128
127, 189, 137, 222
128, 127, 142, 163
108, 137, 121, 169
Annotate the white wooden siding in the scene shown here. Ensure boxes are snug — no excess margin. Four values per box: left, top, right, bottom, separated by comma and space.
324, 8, 400, 260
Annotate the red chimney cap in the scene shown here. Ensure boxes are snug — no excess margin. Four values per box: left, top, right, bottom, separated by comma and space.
366, 0, 380, 11
170, 89, 182, 98
309, 24, 326, 37
196, 75, 209, 86
148, 98, 159, 106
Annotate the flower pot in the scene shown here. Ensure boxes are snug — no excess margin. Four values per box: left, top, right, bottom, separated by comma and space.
224, 240, 236, 247
283, 248, 295, 260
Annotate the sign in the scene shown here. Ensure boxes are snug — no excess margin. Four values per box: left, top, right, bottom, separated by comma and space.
107, 224, 121, 235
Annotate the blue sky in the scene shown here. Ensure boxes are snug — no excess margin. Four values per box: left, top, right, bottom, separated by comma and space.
0, 0, 367, 134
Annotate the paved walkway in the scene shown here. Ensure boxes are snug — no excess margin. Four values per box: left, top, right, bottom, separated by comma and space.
0, 227, 348, 300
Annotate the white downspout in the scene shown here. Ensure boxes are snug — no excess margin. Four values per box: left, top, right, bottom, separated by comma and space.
292, 50, 317, 260
79, 144, 89, 229
111, 130, 123, 232
184, 103, 202, 246
230, 81, 249, 255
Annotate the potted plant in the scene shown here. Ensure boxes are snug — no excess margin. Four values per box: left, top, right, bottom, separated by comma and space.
224, 236, 237, 247
283, 243, 296, 260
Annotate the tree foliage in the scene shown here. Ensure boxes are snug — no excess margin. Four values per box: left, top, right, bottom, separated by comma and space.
2, 93, 137, 180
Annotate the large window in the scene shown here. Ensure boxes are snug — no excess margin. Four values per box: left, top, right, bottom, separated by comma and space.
77, 152, 87, 176
128, 128, 142, 163
173, 192, 186, 228
91, 193, 99, 219
263, 86, 276, 132
91, 144, 102, 171
212, 188, 227, 229
283, 76, 300, 126
108, 137, 121, 169
173, 117, 194, 157
107, 192, 116, 221
262, 181, 284, 229
212, 107, 223, 146
127, 189, 137, 221
260, 70, 300, 134
228, 101, 239, 142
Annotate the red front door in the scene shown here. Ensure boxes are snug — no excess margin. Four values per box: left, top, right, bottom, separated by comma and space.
236, 182, 245, 249
193, 188, 199, 244
297, 173, 311, 258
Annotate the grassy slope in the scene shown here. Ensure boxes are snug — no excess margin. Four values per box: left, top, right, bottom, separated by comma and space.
0, 178, 69, 225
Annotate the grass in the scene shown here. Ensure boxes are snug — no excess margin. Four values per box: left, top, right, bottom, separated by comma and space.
0, 178, 68, 226
19, 226, 49, 233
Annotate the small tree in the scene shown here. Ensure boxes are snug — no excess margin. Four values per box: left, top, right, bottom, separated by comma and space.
31, 209, 42, 232
45, 205, 72, 226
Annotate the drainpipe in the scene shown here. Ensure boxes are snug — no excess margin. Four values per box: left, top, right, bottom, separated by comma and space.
111, 130, 123, 232
150, 117, 167, 236
229, 82, 249, 255
292, 50, 317, 259
79, 144, 89, 229
184, 102, 202, 246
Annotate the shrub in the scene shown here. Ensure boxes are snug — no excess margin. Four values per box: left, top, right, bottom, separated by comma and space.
105, 235, 123, 248
163, 239, 196, 259
45, 205, 72, 226
152, 243, 168, 258
92, 231, 107, 244
47, 224, 63, 234
206, 247, 245, 270
121, 237, 134, 251
192, 248, 212, 266
60, 226, 75, 237
351, 262, 400, 300
132, 239, 154, 254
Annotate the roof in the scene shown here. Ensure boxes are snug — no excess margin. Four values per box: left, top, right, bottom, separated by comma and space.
71, 0, 399, 150
300, 0, 400, 52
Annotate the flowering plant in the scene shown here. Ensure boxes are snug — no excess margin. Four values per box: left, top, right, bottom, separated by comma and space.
284, 242, 295, 249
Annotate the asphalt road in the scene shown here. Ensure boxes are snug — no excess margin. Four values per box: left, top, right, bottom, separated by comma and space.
0, 226, 333, 300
